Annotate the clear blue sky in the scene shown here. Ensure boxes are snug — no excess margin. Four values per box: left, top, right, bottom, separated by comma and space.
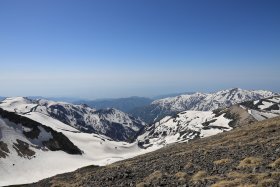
0, 0, 279, 99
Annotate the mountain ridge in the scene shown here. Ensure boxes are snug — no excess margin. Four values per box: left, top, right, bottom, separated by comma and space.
25, 116, 280, 187
0, 97, 146, 142
137, 95, 280, 149
131, 88, 277, 123
74, 96, 153, 113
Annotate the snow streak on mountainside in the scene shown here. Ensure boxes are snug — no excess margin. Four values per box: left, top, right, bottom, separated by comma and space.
132, 88, 276, 123
137, 95, 280, 149
0, 97, 146, 142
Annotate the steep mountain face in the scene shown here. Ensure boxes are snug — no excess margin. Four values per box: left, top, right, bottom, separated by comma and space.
75, 96, 153, 113
0, 97, 146, 142
131, 88, 276, 123
28, 117, 280, 187
137, 95, 280, 149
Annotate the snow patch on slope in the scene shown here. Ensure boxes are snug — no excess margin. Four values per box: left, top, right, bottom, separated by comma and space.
240, 96, 280, 121
137, 110, 232, 148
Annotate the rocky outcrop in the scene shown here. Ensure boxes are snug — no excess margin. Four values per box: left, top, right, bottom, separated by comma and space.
0, 141, 9, 158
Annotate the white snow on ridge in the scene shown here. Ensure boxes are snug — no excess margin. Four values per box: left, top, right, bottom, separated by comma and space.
138, 111, 232, 148
151, 88, 276, 112
0, 98, 150, 186
0, 97, 38, 114
0, 97, 146, 141
0, 112, 154, 186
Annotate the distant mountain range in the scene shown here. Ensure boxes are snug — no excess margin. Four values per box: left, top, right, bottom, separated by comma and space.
151, 92, 195, 100
75, 96, 153, 113
137, 95, 280, 149
131, 88, 277, 123
28, 96, 83, 103
0, 97, 145, 142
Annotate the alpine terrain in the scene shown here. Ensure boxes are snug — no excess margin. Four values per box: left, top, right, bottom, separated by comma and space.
26, 116, 280, 187
137, 95, 280, 149
0, 89, 279, 186
0, 97, 151, 186
131, 88, 276, 123
0, 97, 146, 142
75, 96, 153, 113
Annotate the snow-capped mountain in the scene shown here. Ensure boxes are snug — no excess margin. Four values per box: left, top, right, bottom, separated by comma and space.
131, 88, 276, 123
75, 96, 153, 113
137, 95, 280, 149
137, 110, 233, 149
0, 106, 152, 186
0, 97, 146, 142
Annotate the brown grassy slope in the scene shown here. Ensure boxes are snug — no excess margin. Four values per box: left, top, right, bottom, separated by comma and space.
25, 117, 280, 187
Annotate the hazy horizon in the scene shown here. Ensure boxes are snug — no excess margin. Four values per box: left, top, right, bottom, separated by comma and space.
0, 87, 279, 101
1, 0, 279, 99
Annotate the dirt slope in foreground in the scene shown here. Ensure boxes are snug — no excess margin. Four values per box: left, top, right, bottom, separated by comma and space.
25, 117, 280, 187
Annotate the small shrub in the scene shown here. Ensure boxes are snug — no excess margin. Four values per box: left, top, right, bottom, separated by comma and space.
214, 158, 232, 165
175, 171, 188, 181
184, 162, 193, 169
175, 171, 187, 178
251, 173, 268, 182
271, 172, 280, 180
136, 182, 147, 187
238, 157, 262, 168
144, 170, 162, 183
238, 184, 256, 187
257, 179, 276, 187
211, 179, 239, 187
192, 170, 207, 181
269, 158, 280, 169
227, 171, 245, 179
